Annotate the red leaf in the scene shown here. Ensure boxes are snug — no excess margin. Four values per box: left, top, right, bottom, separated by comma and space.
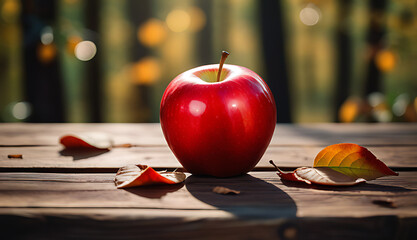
114, 165, 186, 189
60, 132, 114, 150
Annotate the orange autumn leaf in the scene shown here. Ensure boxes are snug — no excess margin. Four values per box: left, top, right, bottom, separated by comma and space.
314, 143, 398, 181
270, 143, 398, 186
60, 132, 114, 150
114, 165, 186, 189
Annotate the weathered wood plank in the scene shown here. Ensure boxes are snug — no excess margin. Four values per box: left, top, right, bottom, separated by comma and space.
0, 172, 415, 218
0, 123, 416, 146
1, 208, 416, 240
1, 145, 415, 171
0, 123, 416, 239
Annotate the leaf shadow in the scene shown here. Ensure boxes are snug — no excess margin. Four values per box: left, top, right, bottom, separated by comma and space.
185, 174, 297, 219
280, 179, 414, 192
124, 183, 185, 199
59, 148, 110, 160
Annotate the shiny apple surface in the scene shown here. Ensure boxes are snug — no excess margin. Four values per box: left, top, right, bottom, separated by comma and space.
160, 64, 276, 177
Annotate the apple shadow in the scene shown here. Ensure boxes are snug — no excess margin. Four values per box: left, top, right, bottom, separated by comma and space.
124, 183, 185, 199
185, 174, 297, 219
59, 148, 110, 160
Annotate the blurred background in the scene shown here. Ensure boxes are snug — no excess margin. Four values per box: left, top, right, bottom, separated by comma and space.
0, 0, 416, 123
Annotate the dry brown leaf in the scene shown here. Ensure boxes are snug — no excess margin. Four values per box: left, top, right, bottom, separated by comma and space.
212, 186, 241, 195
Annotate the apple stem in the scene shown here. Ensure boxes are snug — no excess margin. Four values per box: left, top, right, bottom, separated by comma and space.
217, 51, 230, 82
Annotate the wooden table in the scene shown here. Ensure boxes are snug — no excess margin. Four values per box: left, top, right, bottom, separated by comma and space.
1, 123, 416, 239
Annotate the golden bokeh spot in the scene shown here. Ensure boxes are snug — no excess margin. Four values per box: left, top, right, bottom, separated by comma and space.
188, 7, 206, 32
339, 97, 362, 123
137, 18, 167, 47
1, 0, 20, 22
131, 57, 161, 85
67, 36, 82, 55
375, 49, 396, 72
37, 43, 57, 64
166, 9, 191, 33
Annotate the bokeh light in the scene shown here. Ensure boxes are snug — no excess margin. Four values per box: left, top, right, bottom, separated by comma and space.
11, 101, 32, 120
339, 97, 362, 123
368, 92, 385, 108
393, 93, 410, 117
1, 0, 20, 23
67, 36, 82, 54
40, 26, 54, 45
188, 7, 206, 32
37, 43, 57, 63
137, 18, 167, 47
166, 9, 191, 32
368, 92, 392, 122
130, 57, 161, 85
375, 49, 396, 72
74, 40, 97, 61
299, 4, 321, 26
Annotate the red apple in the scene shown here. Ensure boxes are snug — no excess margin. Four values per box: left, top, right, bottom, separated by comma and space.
160, 52, 276, 177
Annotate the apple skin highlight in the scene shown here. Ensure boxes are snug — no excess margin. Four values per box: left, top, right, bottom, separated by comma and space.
160, 64, 277, 177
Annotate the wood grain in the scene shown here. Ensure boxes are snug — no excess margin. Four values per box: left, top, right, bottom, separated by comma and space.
0, 172, 415, 217
1, 207, 415, 240
1, 145, 415, 171
1, 123, 416, 146
0, 171, 416, 239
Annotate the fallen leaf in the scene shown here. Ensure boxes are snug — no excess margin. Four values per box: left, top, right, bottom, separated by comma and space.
270, 143, 398, 186
269, 160, 310, 184
314, 143, 398, 180
60, 132, 114, 150
114, 165, 186, 189
270, 161, 363, 186
212, 186, 241, 195
295, 167, 366, 186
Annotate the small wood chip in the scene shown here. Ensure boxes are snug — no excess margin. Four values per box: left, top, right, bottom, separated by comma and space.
212, 186, 240, 195
112, 143, 134, 148
8, 154, 23, 159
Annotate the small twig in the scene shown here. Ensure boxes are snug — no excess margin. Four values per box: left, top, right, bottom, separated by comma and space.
269, 160, 285, 176
112, 143, 134, 148
8, 154, 23, 159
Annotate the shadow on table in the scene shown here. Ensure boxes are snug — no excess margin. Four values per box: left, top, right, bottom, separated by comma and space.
59, 148, 109, 160
185, 174, 297, 219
